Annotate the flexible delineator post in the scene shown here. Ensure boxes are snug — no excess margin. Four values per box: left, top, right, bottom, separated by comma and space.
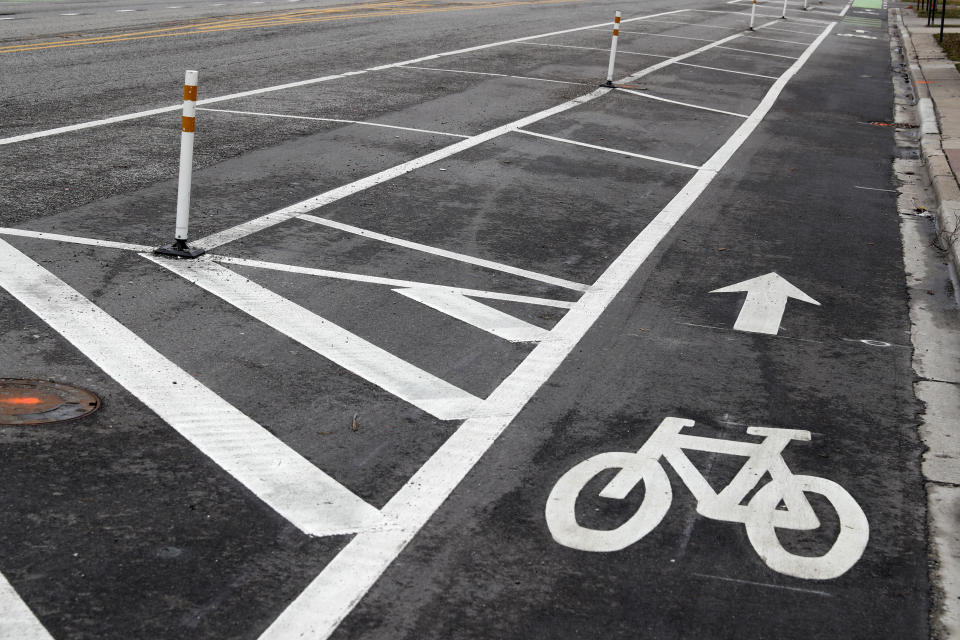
802, 0, 808, 11
781, 0, 788, 19
604, 11, 621, 87
155, 70, 205, 259
749, 0, 757, 29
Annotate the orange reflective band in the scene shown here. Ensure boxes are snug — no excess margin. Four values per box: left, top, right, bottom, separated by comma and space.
614, 15, 621, 22
184, 85, 198, 101
182, 115, 196, 132
612, 28, 619, 35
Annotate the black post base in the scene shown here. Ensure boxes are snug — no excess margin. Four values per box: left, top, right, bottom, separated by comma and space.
154, 239, 205, 259
602, 80, 615, 87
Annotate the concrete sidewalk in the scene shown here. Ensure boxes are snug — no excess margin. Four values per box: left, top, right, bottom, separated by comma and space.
899, 11, 960, 271
896, 10, 960, 640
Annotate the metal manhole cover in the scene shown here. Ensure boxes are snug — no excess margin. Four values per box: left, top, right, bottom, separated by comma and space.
0, 379, 100, 425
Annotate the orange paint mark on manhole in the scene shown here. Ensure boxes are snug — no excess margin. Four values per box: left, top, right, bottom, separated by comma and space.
1, 396, 43, 405
0, 379, 100, 425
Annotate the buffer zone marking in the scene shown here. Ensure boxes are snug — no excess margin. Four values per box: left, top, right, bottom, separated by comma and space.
258, 19, 837, 640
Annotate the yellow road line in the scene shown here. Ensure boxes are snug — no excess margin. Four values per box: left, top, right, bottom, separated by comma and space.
0, 0, 581, 54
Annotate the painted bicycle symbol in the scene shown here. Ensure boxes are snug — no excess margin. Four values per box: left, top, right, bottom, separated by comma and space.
545, 417, 869, 580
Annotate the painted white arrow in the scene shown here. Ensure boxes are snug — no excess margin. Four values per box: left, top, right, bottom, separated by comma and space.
710, 272, 820, 335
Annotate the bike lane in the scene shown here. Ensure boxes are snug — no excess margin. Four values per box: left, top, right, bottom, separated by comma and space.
326, 11, 929, 640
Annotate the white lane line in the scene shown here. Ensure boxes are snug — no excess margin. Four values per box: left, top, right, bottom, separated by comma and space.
0, 572, 52, 640
753, 24, 825, 35
839, 0, 853, 16
689, 8, 833, 23
743, 34, 811, 45
196, 107, 468, 138
0, 227, 153, 252
0, 16, 15, 19
60, 12, 79, 15
588, 27, 714, 43
214, 255, 576, 308
394, 287, 549, 342
514, 129, 702, 169
616, 88, 749, 118
518, 41, 672, 58
115, 8, 136, 11
0, 9, 687, 147
297, 214, 588, 292
145, 255, 483, 421
716, 44, 799, 59
193, 26, 747, 255
854, 185, 898, 192
399, 64, 590, 86
0, 238, 382, 537
258, 19, 836, 640
0, 228, 574, 308
641, 17, 744, 30
676, 62, 779, 79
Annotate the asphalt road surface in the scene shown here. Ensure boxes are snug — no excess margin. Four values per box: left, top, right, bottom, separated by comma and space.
0, 0, 929, 638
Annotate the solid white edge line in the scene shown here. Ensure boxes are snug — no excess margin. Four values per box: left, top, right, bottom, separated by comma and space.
297, 214, 590, 292
258, 19, 836, 640
616, 88, 749, 118
514, 129, 702, 169
192, 23, 746, 255
214, 255, 577, 308
0, 573, 53, 640
0, 238, 384, 538
839, 0, 853, 16
196, 107, 469, 138
1, 9, 688, 147
399, 64, 590, 86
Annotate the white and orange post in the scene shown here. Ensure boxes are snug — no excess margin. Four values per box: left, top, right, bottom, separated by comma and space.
781, 0, 788, 18
749, 0, 757, 29
156, 69, 205, 258
604, 11, 621, 87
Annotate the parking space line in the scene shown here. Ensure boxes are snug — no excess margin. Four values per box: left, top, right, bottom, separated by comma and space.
0, 227, 153, 252
144, 255, 484, 420
0, 572, 53, 640
753, 23, 826, 34
260, 20, 836, 640
196, 107, 469, 138
616, 88, 749, 118
0, 238, 384, 538
0, 8, 688, 147
194, 28, 747, 254
514, 130, 702, 169
716, 44, 800, 58
297, 214, 589, 291
399, 64, 590, 86
213, 255, 577, 307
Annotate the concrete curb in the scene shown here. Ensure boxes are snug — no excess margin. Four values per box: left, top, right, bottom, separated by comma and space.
896, 9, 960, 278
